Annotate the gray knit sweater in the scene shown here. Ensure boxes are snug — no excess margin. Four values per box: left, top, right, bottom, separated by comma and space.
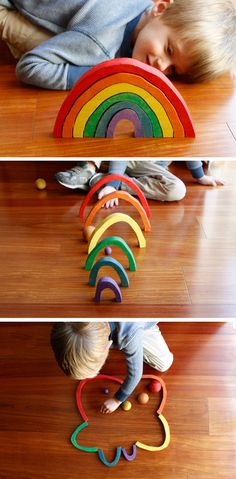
0, 0, 152, 89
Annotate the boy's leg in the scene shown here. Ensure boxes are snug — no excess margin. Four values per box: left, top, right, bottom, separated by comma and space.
55, 161, 102, 190
121, 161, 186, 201
0, 6, 52, 59
143, 325, 173, 372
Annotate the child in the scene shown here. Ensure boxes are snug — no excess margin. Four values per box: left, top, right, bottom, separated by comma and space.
55, 160, 224, 207
0, 0, 236, 89
50, 321, 173, 413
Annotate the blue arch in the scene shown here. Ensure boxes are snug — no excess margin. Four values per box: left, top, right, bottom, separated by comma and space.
89, 257, 129, 287
98, 447, 122, 467
94, 100, 153, 137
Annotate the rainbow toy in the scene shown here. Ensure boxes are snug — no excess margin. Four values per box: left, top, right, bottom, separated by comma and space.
54, 58, 195, 138
71, 374, 170, 467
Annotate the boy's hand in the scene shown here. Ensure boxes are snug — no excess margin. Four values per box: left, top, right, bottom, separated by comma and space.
197, 175, 224, 187
100, 397, 121, 414
98, 186, 119, 208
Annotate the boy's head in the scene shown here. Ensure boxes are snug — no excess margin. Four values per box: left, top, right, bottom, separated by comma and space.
51, 322, 111, 380
132, 0, 236, 82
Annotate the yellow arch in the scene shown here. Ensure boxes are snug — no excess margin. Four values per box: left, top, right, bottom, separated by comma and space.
73, 83, 173, 137
84, 191, 151, 232
136, 414, 170, 451
87, 213, 146, 254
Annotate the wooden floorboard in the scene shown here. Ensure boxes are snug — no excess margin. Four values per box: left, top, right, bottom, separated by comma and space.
0, 41, 236, 156
0, 160, 236, 318
0, 321, 235, 479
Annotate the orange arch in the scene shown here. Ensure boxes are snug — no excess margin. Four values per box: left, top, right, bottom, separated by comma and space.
84, 191, 151, 232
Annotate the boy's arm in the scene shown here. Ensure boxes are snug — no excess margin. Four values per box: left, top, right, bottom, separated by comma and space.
185, 161, 224, 187
15, 30, 109, 90
98, 161, 129, 208
101, 330, 143, 413
185, 160, 204, 180
107, 161, 129, 188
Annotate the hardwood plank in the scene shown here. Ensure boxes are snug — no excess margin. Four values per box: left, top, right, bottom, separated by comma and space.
209, 398, 236, 436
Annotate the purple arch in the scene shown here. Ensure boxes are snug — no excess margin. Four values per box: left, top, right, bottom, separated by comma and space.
106, 109, 143, 138
95, 276, 122, 303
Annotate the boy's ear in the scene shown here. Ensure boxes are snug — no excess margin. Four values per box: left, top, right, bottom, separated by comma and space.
151, 0, 173, 17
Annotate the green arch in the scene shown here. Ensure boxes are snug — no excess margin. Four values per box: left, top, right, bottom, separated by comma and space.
71, 422, 98, 452
94, 101, 152, 137
89, 257, 129, 287
85, 236, 136, 271
83, 92, 162, 137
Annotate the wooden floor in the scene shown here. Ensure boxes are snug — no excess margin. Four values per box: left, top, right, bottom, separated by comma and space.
0, 321, 235, 479
0, 41, 236, 157
0, 160, 236, 318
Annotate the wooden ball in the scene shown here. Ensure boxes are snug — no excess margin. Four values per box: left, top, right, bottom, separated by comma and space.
149, 380, 162, 393
137, 392, 149, 405
104, 388, 109, 395
83, 225, 95, 242
35, 178, 46, 190
104, 246, 112, 255
122, 400, 132, 411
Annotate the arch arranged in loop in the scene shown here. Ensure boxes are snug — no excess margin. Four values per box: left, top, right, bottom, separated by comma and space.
142, 374, 167, 414
89, 257, 129, 287
85, 235, 136, 271
136, 414, 170, 452
88, 213, 146, 254
95, 276, 122, 302
79, 174, 151, 220
84, 191, 151, 232
71, 422, 98, 452
98, 447, 122, 467
76, 374, 123, 422
121, 444, 137, 461
72, 373, 170, 465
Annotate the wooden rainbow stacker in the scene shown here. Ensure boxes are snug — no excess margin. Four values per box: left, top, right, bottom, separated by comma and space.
53, 58, 195, 139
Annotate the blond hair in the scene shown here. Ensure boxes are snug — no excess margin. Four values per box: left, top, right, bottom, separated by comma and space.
161, 0, 236, 82
51, 322, 110, 379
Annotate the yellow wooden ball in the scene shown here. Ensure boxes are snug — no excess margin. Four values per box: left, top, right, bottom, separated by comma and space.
35, 178, 47, 190
122, 400, 132, 411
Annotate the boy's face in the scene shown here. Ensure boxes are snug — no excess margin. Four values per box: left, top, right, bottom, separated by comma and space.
132, 11, 191, 77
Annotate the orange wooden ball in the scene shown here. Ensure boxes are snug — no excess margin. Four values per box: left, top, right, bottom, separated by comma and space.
83, 225, 95, 242
137, 392, 149, 405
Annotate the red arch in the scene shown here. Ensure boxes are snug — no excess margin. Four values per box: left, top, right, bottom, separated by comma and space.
79, 174, 151, 220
